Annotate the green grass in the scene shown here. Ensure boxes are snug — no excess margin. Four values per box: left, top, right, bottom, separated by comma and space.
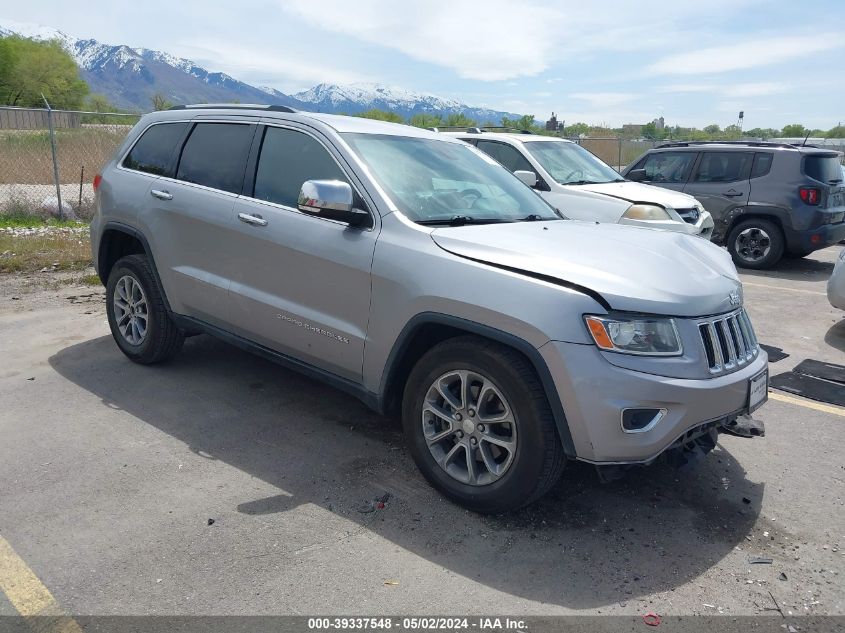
0, 210, 87, 229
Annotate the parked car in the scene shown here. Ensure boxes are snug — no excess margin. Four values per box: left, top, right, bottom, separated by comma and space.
623, 142, 845, 269
441, 130, 714, 238
91, 105, 767, 513
828, 247, 845, 310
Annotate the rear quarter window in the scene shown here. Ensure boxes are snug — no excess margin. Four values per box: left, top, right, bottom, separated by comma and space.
804, 155, 843, 183
122, 122, 188, 176
750, 153, 773, 179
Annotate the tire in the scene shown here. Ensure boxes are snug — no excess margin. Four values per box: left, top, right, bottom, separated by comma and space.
727, 219, 784, 270
106, 254, 184, 364
401, 336, 565, 513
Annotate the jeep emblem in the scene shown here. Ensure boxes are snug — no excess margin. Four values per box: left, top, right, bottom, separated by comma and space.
729, 290, 741, 307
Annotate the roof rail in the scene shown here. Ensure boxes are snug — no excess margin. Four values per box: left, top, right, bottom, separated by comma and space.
479, 126, 534, 134
430, 126, 483, 133
654, 140, 806, 150
168, 103, 296, 113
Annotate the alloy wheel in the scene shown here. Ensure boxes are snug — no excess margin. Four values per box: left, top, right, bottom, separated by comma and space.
113, 274, 148, 346
735, 227, 771, 263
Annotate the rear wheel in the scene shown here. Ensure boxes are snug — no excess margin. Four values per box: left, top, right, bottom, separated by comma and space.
106, 254, 184, 364
727, 219, 784, 270
402, 336, 564, 513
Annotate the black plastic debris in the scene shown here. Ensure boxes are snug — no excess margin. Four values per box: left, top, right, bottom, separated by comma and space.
759, 344, 789, 363
771, 358, 845, 407
207, 518, 215, 526
779, 572, 788, 581
748, 556, 773, 564
721, 415, 765, 438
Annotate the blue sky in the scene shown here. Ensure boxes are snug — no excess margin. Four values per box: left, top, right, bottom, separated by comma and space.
4, 0, 844, 129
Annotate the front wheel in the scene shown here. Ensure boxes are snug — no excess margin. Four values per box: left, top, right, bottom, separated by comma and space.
401, 336, 565, 513
106, 254, 184, 364
727, 219, 784, 270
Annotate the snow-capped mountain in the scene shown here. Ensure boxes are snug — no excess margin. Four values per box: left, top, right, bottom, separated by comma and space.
0, 20, 517, 123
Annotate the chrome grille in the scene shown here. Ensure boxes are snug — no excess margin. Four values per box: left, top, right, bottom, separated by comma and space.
698, 309, 758, 373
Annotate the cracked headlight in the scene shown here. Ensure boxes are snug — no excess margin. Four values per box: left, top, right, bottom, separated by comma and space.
623, 204, 671, 221
585, 315, 682, 356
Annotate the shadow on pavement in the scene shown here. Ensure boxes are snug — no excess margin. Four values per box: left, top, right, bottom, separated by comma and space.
738, 254, 834, 282
50, 334, 763, 609
825, 319, 845, 354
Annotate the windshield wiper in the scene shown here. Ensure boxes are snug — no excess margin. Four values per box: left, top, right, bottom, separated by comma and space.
519, 214, 547, 222
416, 215, 510, 226
566, 180, 603, 185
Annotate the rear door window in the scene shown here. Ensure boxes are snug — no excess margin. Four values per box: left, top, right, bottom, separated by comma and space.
804, 155, 843, 183
693, 152, 752, 183
253, 126, 349, 208
176, 123, 255, 194
476, 140, 535, 174
123, 122, 188, 176
640, 151, 696, 183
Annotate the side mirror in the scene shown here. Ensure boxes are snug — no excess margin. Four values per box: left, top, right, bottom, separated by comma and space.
514, 170, 538, 187
298, 180, 371, 227
626, 168, 648, 182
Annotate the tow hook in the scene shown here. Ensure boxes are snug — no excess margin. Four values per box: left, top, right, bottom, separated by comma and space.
720, 414, 765, 438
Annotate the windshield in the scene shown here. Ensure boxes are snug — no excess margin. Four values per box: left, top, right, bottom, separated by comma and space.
524, 141, 622, 185
342, 133, 561, 224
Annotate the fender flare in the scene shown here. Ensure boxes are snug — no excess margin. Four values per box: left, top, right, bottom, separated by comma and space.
99, 221, 172, 312
379, 312, 577, 458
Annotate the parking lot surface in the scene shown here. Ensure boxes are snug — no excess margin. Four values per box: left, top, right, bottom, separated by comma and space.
0, 246, 843, 618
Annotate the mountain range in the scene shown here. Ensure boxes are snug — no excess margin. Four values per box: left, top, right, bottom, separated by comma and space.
0, 20, 518, 123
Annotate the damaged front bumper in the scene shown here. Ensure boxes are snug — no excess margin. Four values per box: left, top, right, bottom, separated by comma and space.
595, 412, 765, 482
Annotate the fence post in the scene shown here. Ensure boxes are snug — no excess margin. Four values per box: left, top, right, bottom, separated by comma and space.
617, 138, 622, 172
42, 94, 63, 221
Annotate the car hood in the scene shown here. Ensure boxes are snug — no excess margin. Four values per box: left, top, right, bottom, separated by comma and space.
576, 181, 700, 209
430, 220, 741, 317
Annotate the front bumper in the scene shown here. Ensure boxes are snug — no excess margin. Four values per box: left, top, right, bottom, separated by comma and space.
539, 340, 769, 463
619, 210, 714, 239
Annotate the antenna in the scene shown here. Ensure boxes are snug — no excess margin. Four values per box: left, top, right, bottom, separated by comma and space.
801, 131, 811, 147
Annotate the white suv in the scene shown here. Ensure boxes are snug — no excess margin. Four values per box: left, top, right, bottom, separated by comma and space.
445, 130, 714, 238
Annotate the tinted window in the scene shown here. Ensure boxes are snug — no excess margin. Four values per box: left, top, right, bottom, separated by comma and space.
176, 123, 254, 194
476, 140, 535, 174
254, 127, 348, 207
123, 122, 187, 176
641, 151, 695, 183
804, 155, 843, 183
693, 152, 752, 182
751, 152, 773, 179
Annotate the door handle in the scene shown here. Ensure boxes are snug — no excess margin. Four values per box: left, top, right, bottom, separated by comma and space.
150, 189, 173, 201
238, 212, 268, 227
723, 190, 743, 197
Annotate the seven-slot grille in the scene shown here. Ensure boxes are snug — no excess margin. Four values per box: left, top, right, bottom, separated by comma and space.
698, 309, 758, 373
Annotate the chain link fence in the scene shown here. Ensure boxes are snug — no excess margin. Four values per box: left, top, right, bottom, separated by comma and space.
0, 106, 140, 221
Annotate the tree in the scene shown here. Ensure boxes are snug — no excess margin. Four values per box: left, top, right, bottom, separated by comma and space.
445, 112, 477, 127
562, 122, 589, 137
353, 108, 405, 123
827, 125, 845, 138
0, 35, 88, 109
745, 127, 779, 140
703, 124, 721, 136
781, 123, 807, 137
641, 122, 658, 139
723, 124, 742, 139
409, 113, 442, 128
501, 114, 537, 132
150, 92, 173, 111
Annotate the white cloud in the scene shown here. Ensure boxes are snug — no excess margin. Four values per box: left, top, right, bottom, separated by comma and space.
647, 35, 844, 75
570, 92, 639, 108
172, 41, 373, 91
659, 82, 787, 97
280, 0, 565, 81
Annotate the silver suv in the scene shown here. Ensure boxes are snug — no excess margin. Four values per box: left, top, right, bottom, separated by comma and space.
91, 105, 768, 513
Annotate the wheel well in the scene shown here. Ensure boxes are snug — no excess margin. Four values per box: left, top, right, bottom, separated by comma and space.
726, 213, 784, 241
383, 323, 467, 416
98, 229, 145, 285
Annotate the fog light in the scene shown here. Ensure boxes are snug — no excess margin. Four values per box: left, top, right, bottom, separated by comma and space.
621, 408, 667, 433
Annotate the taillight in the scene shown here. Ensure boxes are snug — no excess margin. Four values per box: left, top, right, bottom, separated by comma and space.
93, 174, 102, 192
799, 187, 820, 205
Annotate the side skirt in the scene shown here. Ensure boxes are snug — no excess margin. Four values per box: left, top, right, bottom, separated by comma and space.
170, 314, 381, 411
